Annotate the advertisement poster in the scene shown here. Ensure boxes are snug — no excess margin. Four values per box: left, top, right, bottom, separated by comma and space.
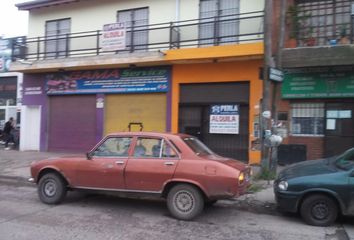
209, 105, 239, 134
101, 22, 126, 51
46, 66, 170, 95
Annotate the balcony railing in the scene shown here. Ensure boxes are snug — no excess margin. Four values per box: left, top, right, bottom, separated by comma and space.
12, 11, 264, 61
288, 0, 354, 47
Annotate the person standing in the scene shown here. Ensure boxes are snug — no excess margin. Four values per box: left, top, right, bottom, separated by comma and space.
3, 117, 16, 150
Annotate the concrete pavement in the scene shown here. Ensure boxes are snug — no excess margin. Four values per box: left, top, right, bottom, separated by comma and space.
0, 146, 353, 239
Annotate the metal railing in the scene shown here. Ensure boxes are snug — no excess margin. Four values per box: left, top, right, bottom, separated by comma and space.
12, 11, 264, 61
289, 0, 354, 47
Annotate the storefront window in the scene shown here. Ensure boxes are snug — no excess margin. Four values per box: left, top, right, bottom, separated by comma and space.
291, 103, 324, 136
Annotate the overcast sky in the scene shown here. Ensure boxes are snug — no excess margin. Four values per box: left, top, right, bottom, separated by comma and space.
0, 0, 30, 38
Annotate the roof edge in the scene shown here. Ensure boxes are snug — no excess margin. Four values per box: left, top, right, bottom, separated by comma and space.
16, 0, 80, 11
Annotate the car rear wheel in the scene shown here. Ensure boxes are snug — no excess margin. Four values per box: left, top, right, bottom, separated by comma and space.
167, 184, 204, 220
38, 173, 67, 204
300, 194, 338, 226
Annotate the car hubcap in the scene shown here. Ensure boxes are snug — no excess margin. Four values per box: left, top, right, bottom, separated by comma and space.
174, 191, 194, 213
43, 180, 57, 197
312, 202, 329, 220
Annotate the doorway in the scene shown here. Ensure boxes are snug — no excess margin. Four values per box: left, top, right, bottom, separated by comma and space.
324, 101, 354, 157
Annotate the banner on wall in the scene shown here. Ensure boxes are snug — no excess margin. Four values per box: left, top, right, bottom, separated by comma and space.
101, 22, 126, 51
209, 104, 239, 134
46, 67, 170, 95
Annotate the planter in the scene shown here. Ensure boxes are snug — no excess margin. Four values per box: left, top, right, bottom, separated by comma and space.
305, 37, 316, 46
285, 38, 297, 48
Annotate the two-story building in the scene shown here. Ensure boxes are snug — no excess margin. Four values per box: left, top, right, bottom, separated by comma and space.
275, 0, 354, 162
12, 0, 265, 164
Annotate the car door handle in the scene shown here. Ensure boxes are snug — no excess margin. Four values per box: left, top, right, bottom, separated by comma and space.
164, 161, 175, 166
115, 160, 125, 165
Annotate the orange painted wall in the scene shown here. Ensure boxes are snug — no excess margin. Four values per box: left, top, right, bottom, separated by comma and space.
171, 60, 263, 164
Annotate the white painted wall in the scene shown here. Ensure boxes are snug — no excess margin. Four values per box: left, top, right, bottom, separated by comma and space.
20, 106, 41, 151
26, 0, 264, 53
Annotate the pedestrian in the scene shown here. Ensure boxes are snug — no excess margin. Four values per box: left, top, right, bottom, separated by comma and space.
3, 117, 17, 150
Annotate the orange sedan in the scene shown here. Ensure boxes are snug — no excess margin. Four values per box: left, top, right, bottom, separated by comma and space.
30, 132, 251, 220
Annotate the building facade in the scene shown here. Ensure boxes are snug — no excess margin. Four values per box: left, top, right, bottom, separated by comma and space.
12, 0, 265, 163
275, 0, 354, 162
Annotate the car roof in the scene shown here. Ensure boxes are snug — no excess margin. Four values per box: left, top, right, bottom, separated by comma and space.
106, 131, 192, 139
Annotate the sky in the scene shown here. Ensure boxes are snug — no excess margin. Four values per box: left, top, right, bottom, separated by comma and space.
0, 0, 30, 38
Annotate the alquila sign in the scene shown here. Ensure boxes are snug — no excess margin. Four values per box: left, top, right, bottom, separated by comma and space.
282, 66, 354, 99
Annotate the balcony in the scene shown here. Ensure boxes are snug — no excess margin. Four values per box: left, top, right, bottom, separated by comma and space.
12, 11, 263, 65
282, 1, 354, 68
287, 0, 354, 48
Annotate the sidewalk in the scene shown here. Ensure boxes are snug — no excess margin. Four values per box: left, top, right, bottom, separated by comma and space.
0, 145, 78, 181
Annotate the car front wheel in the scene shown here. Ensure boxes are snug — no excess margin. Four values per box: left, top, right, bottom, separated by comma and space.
38, 173, 67, 204
300, 194, 338, 226
167, 184, 204, 220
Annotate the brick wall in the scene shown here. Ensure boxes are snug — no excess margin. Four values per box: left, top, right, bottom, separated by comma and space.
288, 136, 324, 160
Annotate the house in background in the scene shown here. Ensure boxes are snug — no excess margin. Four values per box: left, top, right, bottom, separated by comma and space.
11, 0, 265, 163
274, 0, 354, 163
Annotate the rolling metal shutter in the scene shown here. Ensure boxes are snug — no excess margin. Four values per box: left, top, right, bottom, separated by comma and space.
105, 93, 166, 134
48, 95, 97, 152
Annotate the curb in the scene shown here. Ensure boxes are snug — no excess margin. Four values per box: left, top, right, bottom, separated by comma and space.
0, 175, 34, 187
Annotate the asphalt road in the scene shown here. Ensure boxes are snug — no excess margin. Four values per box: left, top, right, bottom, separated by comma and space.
0, 181, 350, 240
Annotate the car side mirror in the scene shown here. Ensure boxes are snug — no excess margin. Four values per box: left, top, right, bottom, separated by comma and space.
86, 152, 93, 160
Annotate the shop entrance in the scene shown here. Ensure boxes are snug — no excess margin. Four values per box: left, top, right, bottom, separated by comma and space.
178, 82, 249, 162
324, 101, 354, 157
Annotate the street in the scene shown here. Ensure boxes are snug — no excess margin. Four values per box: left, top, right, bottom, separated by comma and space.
0, 180, 350, 240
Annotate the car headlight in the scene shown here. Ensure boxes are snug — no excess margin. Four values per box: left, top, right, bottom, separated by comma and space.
238, 172, 245, 184
278, 181, 288, 191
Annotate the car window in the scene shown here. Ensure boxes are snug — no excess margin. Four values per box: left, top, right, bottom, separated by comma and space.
162, 141, 178, 158
134, 138, 162, 158
93, 137, 132, 157
182, 137, 213, 155
336, 149, 354, 170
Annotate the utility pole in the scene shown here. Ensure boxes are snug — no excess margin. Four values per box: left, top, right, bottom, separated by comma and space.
269, 0, 288, 173
260, 0, 274, 174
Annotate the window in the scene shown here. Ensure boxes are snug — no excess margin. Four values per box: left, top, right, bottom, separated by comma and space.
94, 137, 132, 157
117, 8, 148, 52
45, 18, 71, 58
295, 0, 352, 46
291, 103, 325, 136
199, 0, 240, 46
133, 138, 178, 158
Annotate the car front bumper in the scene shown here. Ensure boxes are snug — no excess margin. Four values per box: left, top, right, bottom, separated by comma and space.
274, 190, 302, 213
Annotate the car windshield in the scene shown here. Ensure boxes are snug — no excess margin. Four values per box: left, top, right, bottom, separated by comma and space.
335, 148, 354, 170
182, 137, 214, 156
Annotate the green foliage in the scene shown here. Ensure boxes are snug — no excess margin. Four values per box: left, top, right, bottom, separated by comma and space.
247, 183, 264, 193
287, 5, 312, 40
256, 167, 276, 181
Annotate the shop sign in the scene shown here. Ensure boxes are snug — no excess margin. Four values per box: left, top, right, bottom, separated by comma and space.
0, 37, 26, 72
46, 66, 170, 95
282, 66, 354, 99
209, 105, 239, 134
269, 67, 283, 82
24, 87, 43, 95
101, 22, 126, 51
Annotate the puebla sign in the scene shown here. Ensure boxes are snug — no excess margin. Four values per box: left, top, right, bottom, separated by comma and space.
46, 66, 170, 95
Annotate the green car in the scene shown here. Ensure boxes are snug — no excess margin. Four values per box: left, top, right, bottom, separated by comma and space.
274, 148, 354, 226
